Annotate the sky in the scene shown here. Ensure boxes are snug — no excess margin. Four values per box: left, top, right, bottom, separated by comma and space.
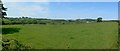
2, 0, 120, 2
3, 1, 118, 20
49, 2, 118, 20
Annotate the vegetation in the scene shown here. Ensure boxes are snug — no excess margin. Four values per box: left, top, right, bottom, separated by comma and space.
2, 38, 31, 50
2, 17, 118, 25
1, 0, 118, 50
2, 22, 118, 49
1, 16, 119, 49
97, 17, 102, 22
1, 17, 97, 25
118, 21, 120, 49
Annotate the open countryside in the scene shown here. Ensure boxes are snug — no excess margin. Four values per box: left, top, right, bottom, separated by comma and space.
1, 1, 119, 50
2, 21, 118, 49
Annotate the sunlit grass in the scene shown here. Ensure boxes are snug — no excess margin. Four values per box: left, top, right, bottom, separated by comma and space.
2, 22, 118, 49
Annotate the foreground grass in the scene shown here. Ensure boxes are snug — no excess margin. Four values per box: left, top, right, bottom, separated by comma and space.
2, 22, 118, 49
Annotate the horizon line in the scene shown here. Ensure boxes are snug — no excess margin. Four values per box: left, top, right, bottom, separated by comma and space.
5, 16, 118, 20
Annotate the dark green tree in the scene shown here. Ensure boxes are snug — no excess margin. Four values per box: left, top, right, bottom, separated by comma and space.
0, 0, 7, 25
97, 17, 102, 22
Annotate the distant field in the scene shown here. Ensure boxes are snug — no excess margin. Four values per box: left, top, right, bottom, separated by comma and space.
2, 22, 118, 49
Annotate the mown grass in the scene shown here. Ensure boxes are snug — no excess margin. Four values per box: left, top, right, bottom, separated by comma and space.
2, 22, 118, 49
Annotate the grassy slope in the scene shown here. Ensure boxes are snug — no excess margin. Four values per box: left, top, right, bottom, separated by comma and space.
2, 22, 118, 49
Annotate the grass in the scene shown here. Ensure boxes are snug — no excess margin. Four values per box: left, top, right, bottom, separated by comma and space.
2, 22, 118, 49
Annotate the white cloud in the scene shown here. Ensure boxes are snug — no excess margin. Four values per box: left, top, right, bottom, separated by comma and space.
5, 2, 49, 17
19, 5, 48, 12
2, 0, 49, 2
2, 0, 120, 2
18, 5, 49, 16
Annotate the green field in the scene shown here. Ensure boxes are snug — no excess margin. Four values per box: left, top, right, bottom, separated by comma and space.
2, 22, 118, 49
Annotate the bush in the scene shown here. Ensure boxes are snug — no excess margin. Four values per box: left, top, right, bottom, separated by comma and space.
2, 38, 32, 50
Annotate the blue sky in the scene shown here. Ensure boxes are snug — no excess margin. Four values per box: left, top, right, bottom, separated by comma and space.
4, 2, 118, 20
2, 0, 120, 2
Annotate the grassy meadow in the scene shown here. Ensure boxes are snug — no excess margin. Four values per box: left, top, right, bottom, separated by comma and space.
2, 22, 118, 49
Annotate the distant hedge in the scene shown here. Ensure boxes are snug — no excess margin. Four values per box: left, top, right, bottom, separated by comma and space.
1, 17, 118, 25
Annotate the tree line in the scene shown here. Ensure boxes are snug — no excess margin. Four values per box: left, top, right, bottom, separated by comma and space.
2, 17, 119, 25
1, 17, 99, 25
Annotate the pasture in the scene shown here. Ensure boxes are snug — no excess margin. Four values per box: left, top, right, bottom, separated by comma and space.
2, 22, 118, 49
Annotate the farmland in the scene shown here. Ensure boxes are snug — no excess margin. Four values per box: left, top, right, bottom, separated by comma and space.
2, 22, 118, 49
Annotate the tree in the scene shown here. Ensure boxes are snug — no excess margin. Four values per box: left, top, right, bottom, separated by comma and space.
0, 0, 7, 25
97, 17, 102, 22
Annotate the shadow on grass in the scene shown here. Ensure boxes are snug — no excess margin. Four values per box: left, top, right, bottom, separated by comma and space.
2, 28, 21, 34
